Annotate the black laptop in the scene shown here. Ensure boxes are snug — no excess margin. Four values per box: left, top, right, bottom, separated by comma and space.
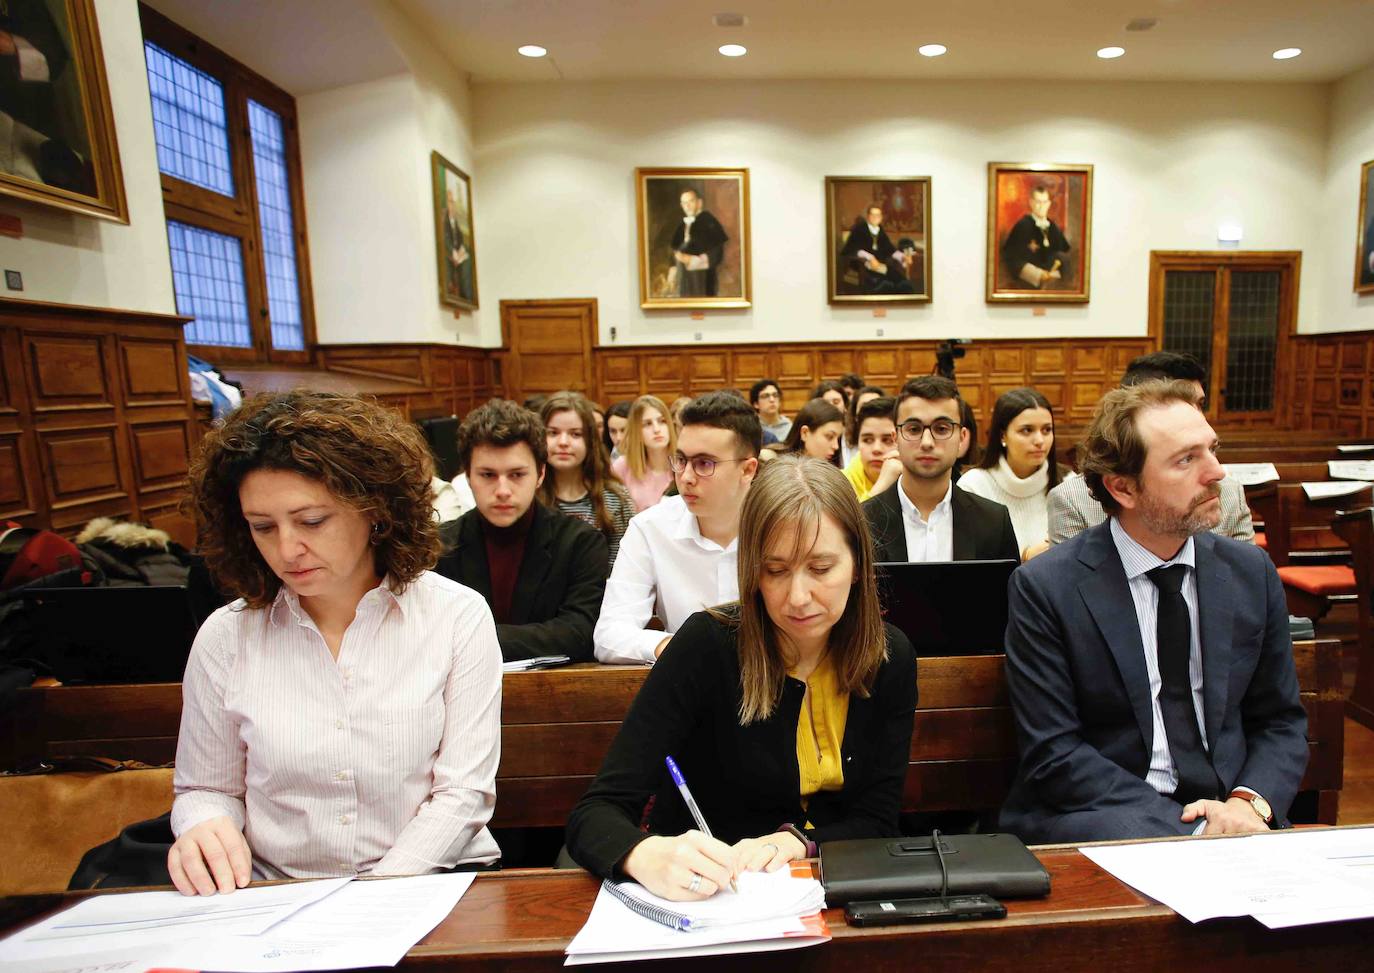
875, 559, 1018, 656
20, 585, 200, 683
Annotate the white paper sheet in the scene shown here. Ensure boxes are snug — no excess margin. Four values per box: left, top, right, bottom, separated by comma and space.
0, 877, 350, 963
1302, 480, 1371, 500
1223, 463, 1280, 486
1329, 460, 1374, 481
1082, 827, 1374, 928
565, 869, 828, 964
154, 873, 476, 972
1337, 444, 1374, 454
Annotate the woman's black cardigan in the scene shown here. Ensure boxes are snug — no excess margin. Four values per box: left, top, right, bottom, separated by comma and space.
565, 610, 918, 878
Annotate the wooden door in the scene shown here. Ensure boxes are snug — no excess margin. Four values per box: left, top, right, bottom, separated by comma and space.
499, 298, 598, 403
1148, 252, 1300, 428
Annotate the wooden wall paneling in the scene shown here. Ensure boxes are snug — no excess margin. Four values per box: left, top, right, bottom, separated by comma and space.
1292, 332, 1374, 437
499, 299, 597, 401
24, 333, 112, 412
118, 338, 187, 406
687, 351, 728, 394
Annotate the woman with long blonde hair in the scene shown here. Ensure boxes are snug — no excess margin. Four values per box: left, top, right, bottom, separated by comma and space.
566, 454, 917, 901
610, 394, 677, 511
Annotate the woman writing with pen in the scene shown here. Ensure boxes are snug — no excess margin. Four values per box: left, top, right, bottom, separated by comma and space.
565, 455, 917, 901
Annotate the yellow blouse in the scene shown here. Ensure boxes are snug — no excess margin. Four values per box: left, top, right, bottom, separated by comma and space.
793, 653, 850, 805
843, 454, 878, 502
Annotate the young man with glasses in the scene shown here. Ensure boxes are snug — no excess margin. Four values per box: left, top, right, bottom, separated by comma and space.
750, 378, 791, 442
594, 392, 762, 664
863, 376, 1019, 563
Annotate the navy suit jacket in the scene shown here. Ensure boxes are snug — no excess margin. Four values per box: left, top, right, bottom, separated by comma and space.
998, 521, 1308, 844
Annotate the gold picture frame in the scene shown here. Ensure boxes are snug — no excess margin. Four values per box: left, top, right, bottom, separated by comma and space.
636, 167, 751, 310
0, 0, 128, 222
1356, 158, 1374, 295
986, 162, 1092, 303
431, 151, 478, 310
825, 175, 932, 305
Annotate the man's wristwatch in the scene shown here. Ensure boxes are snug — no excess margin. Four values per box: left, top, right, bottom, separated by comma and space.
1229, 789, 1274, 825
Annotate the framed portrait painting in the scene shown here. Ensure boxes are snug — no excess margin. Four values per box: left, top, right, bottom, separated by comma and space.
986, 162, 1092, 303
1356, 158, 1374, 295
0, 0, 128, 221
431, 151, 478, 309
636, 167, 750, 309
825, 176, 932, 305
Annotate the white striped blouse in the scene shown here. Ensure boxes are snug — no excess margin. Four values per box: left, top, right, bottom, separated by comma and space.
171, 570, 502, 879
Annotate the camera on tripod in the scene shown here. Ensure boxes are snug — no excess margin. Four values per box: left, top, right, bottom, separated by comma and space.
935, 339, 970, 381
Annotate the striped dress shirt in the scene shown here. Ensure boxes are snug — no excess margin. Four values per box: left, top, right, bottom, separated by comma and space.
172, 570, 502, 879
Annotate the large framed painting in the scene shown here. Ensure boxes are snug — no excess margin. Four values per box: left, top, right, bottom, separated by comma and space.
431, 151, 478, 309
825, 176, 932, 305
0, 0, 127, 221
636, 167, 750, 310
986, 162, 1092, 303
1357, 158, 1374, 295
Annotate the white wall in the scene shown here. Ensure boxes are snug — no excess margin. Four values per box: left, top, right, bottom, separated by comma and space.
0, 0, 174, 314
472, 79, 1331, 347
297, 0, 481, 346
1311, 62, 1374, 334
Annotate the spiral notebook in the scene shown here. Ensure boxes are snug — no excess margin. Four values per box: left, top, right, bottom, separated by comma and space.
565, 865, 829, 964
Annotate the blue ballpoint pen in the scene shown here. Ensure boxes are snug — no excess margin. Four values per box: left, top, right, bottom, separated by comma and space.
665, 755, 737, 893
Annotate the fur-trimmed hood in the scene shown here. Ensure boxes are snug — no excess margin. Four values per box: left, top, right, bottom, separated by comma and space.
76, 518, 172, 551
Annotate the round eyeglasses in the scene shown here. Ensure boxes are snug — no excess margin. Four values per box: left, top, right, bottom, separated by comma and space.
669, 453, 746, 477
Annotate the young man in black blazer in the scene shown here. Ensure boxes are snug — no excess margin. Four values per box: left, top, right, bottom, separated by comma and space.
863, 376, 1019, 563
435, 399, 608, 662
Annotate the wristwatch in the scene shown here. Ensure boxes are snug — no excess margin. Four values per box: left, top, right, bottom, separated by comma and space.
1229, 789, 1274, 825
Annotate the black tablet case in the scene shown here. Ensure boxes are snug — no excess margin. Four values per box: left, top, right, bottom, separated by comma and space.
819, 834, 1051, 905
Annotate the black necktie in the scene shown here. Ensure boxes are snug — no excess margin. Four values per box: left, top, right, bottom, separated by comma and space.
1146, 564, 1221, 803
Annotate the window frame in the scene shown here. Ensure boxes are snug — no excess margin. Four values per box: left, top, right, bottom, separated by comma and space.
140, 4, 316, 364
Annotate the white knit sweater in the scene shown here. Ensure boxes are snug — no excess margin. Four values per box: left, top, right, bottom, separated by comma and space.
956, 457, 1050, 555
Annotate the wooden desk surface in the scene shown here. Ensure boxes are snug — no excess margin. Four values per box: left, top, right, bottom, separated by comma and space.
5, 848, 1365, 972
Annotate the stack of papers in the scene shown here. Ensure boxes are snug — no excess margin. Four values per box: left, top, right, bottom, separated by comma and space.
0, 873, 474, 973
502, 655, 571, 672
1081, 826, 1374, 928
1337, 444, 1374, 454
1329, 460, 1374, 481
1302, 480, 1371, 500
565, 866, 829, 964
1224, 463, 1280, 486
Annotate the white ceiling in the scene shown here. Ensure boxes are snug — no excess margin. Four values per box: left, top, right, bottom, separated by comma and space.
399, 0, 1374, 84
144, 0, 1374, 94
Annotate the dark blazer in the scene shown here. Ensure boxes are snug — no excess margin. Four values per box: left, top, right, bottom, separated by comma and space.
998, 521, 1308, 844
1001, 214, 1071, 279
863, 481, 1020, 563
435, 503, 608, 662
566, 611, 918, 879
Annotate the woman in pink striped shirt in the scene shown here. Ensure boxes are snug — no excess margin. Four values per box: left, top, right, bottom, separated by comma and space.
170, 391, 502, 895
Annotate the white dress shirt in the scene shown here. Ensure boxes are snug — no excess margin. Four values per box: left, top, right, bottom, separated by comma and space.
172, 571, 502, 879
593, 495, 739, 664
896, 478, 954, 562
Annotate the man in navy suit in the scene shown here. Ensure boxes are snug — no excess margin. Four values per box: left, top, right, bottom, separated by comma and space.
999, 380, 1307, 843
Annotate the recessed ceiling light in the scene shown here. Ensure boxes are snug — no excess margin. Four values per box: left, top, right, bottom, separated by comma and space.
517, 45, 547, 58
718, 44, 747, 57
1273, 47, 1302, 60
1097, 46, 1126, 59
918, 44, 947, 57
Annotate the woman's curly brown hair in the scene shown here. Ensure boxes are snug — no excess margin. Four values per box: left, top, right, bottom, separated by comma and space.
186, 390, 440, 608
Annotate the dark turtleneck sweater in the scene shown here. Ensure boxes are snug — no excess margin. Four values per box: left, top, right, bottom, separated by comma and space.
480, 504, 535, 624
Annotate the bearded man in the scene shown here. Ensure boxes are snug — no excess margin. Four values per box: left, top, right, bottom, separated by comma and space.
998, 380, 1307, 844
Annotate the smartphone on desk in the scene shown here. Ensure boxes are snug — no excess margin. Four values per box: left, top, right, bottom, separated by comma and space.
845, 893, 1006, 926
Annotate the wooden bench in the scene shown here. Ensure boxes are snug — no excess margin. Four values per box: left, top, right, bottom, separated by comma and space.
3, 642, 1346, 832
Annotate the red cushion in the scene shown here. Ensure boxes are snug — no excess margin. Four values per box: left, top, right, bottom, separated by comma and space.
1276, 564, 1356, 596
1254, 531, 1267, 549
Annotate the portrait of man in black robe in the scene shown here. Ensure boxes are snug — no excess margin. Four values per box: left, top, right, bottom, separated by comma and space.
669, 188, 728, 297
1001, 183, 1072, 289
838, 204, 916, 295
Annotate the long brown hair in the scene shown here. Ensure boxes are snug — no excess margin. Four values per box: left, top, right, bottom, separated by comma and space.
186, 391, 439, 608
620, 395, 677, 479
781, 397, 845, 466
538, 391, 631, 535
711, 454, 888, 724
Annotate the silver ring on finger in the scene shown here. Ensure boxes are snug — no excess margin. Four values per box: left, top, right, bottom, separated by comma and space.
688, 873, 702, 894
763, 843, 779, 856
